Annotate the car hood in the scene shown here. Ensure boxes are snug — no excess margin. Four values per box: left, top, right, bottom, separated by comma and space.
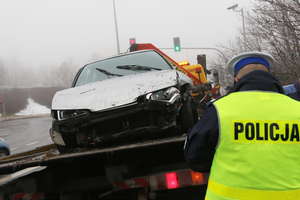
52, 70, 178, 112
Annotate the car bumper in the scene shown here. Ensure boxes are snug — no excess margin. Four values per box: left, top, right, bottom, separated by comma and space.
51, 100, 181, 148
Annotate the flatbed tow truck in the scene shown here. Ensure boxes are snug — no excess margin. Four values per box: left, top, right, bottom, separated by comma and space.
0, 135, 208, 200
0, 45, 215, 200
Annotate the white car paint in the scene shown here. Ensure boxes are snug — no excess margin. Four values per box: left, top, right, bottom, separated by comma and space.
52, 70, 187, 112
176, 70, 193, 86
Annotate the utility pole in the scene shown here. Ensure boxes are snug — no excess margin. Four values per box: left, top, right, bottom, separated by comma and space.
112, 0, 120, 55
0, 92, 6, 119
241, 8, 246, 47
2, 102, 6, 119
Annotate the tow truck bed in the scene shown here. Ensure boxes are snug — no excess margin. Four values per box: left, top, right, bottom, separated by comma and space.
0, 135, 208, 200
0, 136, 185, 174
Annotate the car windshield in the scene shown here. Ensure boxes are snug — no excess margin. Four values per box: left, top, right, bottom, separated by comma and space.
74, 51, 173, 87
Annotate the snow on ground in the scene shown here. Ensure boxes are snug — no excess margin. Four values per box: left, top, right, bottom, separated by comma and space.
16, 98, 50, 116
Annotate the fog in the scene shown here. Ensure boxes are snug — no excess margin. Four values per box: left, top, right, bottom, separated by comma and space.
0, 0, 252, 87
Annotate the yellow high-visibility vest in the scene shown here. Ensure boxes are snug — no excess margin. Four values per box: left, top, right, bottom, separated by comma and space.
206, 91, 300, 200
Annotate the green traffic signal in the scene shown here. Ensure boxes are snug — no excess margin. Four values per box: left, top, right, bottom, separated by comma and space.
174, 46, 181, 52
173, 37, 181, 52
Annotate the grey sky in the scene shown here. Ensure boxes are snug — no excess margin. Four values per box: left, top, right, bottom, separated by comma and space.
0, 0, 252, 67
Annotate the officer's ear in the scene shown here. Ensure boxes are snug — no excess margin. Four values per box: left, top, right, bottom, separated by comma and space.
234, 76, 239, 82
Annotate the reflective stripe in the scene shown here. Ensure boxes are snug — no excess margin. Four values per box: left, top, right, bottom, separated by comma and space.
208, 180, 300, 200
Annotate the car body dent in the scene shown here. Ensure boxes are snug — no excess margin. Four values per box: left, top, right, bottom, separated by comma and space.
52, 70, 179, 112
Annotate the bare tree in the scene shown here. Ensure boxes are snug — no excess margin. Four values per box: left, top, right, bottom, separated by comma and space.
53, 60, 80, 87
214, 0, 300, 88
210, 39, 249, 91
248, 0, 300, 83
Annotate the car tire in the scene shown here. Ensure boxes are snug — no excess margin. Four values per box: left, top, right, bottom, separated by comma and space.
0, 148, 9, 157
179, 95, 198, 134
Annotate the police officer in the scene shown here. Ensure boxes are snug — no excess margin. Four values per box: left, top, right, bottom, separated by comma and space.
184, 51, 300, 200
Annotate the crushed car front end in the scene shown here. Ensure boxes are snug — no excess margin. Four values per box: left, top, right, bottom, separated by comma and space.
51, 86, 183, 150
50, 50, 195, 152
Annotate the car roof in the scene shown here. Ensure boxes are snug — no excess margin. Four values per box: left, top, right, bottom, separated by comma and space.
85, 50, 159, 66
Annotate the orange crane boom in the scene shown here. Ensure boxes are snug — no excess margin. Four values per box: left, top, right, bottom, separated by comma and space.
129, 43, 204, 85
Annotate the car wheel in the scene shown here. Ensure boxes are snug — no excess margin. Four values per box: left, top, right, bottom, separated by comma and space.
0, 148, 9, 157
179, 95, 198, 134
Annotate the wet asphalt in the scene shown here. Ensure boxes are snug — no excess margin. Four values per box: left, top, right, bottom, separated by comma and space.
0, 116, 52, 154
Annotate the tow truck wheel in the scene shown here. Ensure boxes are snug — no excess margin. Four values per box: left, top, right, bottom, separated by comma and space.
179, 95, 198, 134
56, 145, 73, 154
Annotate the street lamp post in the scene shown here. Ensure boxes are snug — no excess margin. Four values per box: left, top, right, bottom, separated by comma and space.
0, 91, 6, 119
240, 8, 246, 46
227, 4, 246, 50
112, 0, 120, 55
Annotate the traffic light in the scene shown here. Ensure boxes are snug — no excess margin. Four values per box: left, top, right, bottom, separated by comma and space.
173, 37, 181, 52
129, 38, 136, 46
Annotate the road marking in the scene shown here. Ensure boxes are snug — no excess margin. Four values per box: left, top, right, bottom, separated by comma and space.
26, 141, 39, 146
11, 147, 18, 151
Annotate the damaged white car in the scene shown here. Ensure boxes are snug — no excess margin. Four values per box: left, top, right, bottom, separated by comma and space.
50, 50, 198, 153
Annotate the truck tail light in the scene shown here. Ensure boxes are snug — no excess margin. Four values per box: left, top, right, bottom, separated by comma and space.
165, 172, 179, 189
191, 171, 205, 184
113, 170, 207, 191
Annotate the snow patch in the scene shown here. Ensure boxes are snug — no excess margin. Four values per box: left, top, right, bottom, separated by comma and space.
16, 98, 50, 116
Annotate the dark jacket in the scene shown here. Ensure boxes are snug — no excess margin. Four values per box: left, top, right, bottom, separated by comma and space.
184, 70, 284, 172
287, 81, 300, 101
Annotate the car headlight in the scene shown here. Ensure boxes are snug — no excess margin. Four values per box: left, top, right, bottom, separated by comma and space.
146, 87, 181, 104
54, 110, 89, 121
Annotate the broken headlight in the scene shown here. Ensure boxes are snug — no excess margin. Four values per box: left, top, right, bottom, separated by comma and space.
54, 110, 89, 121
146, 87, 181, 104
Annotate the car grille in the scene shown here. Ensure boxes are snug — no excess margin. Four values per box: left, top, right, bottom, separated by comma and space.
56, 103, 177, 147
93, 109, 151, 136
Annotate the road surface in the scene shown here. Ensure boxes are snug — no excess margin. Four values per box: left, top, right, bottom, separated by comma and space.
0, 116, 52, 154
